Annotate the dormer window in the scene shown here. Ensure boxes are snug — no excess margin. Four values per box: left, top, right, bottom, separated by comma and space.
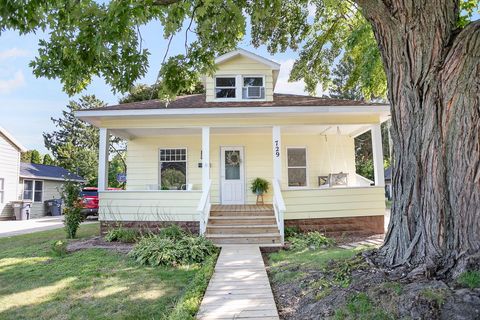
215, 77, 236, 98
243, 76, 264, 99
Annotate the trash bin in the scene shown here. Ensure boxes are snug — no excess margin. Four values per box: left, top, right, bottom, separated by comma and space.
11, 201, 32, 220
44, 199, 62, 216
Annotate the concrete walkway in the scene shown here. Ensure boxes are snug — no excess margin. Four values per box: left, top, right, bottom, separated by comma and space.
0, 217, 97, 238
197, 245, 279, 320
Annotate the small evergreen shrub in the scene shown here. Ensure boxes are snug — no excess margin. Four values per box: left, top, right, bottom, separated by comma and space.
105, 228, 139, 243
129, 227, 217, 267
51, 240, 68, 257
289, 231, 335, 250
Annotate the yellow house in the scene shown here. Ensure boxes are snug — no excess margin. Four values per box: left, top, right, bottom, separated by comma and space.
76, 49, 389, 245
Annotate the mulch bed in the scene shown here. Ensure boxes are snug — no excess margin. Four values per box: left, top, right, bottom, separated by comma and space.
67, 236, 134, 254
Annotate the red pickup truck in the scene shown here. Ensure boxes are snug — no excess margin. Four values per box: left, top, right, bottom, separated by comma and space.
80, 187, 121, 217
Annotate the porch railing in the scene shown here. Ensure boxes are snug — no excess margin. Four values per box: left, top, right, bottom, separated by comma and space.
272, 179, 286, 244
197, 179, 212, 235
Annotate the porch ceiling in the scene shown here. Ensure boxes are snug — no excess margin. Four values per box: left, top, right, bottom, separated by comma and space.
110, 124, 372, 140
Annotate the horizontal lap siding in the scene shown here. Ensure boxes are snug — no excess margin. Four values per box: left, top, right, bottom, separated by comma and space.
283, 187, 385, 219
99, 191, 202, 221
0, 134, 21, 217
28, 180, 64, 218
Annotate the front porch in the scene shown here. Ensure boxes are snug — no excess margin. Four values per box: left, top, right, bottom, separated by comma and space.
95, 122, 387, 244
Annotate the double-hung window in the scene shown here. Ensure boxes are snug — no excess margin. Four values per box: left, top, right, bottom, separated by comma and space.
23, 180, 43, 202
215, 77, 236, 98
159, 148, 187, 190
287, 148, 308, 187
0, 178, 4, 203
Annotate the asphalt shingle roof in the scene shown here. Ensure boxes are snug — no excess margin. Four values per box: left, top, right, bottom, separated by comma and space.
20, 163, 84, 182
90, 93, 386, 111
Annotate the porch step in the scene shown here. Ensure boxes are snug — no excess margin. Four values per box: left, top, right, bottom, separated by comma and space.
206, 224, 279, 234
208, 216, 277, 225
210, 210, 275, 217
206, 233, 282, 244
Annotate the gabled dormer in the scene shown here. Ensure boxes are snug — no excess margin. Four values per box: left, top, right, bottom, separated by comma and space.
204, 49, 280, 102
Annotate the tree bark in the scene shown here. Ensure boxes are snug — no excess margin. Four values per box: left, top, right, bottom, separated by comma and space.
356, 0, 480, 276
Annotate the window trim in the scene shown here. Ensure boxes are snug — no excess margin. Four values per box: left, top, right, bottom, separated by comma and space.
158, 147, 188, 190
0, 178, 4, 204
214, 76, 237, 99
23, 179, 44, 202
286, 146, 309, 188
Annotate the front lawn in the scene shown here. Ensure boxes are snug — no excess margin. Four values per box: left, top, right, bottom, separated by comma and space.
0, 223, 215, 320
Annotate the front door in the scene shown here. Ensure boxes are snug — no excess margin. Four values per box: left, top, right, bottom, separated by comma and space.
220, 147, 245, 204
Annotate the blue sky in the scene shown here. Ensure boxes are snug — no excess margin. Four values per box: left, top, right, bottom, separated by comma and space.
0, 20, 316, 154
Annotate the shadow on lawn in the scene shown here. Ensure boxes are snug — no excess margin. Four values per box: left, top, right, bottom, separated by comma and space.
0, 226, 198, 320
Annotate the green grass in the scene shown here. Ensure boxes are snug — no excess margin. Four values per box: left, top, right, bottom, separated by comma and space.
457, 271, 480, 289
0, 223, 212, 320
421, 288, 447, 306
334, 293, 394, 320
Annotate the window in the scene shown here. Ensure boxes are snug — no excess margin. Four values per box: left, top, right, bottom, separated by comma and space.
0, 178, 4, 203
287, 148, 307, 187
159, 148, 187, 190
23, 180, 43, 202
215, 77, 236, 98
242, 76, 264, 99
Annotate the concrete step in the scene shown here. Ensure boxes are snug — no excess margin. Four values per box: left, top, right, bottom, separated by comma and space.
206, 225, 279, 234
206, 233, 281, 244
210, 210, 275, 217
208, 216, 277, 225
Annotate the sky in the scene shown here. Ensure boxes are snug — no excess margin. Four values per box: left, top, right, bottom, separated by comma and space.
0, 19, 321, 155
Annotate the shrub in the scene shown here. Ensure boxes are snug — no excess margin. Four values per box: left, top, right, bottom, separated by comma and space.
250, 177, 269, 194
457, 271, 480, 289
51, 240, 68, 257
289, 231, 335, 250
158, 224, 186, 240
60, 180, 84, 239
105, 228, 139, 243
129, 232, 217, 267
284, 226, 301, 238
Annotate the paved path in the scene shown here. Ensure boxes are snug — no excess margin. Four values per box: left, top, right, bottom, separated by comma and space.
0, 217, 96, 238
197, 245, 279, 320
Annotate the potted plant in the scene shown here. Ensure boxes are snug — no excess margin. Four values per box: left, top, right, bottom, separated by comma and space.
250, 178, 270, 195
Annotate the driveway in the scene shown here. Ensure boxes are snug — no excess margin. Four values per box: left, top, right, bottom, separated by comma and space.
0, 217, 96, 238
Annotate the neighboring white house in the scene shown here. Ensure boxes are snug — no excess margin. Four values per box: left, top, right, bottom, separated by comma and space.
76, 49, 390, 245
0, 126, 26, 219
0, 127, 84, 220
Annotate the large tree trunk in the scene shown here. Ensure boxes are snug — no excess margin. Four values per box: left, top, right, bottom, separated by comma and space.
357, 0, 480, 276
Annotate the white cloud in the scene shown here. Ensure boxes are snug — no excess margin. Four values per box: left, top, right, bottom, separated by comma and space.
0, 71, 26, 94
0, 48, 29, 60
274, 59, 327, 96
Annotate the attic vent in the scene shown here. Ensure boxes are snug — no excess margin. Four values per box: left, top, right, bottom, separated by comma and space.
247, 86, 262, 98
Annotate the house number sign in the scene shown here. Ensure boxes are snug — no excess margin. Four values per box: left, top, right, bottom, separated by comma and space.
274, 140, 280, 158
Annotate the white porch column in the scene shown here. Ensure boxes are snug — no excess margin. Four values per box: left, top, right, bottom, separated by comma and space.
202, 127, 210, 190
98, 128, 110, 191
272, 126, 282, 183
371, 124, 385, 186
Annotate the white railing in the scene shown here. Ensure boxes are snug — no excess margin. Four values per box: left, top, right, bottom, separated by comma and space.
272, 179, 286, 244
197, 179, 212, 235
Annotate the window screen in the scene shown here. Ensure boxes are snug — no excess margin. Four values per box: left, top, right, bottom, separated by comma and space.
287, 148, 307, 187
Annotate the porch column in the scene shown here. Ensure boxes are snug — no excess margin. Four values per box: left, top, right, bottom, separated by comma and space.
202, 127, 210, 190
98, 128, 110, 191
272, 126, 282, 183
371, 124, 385, 186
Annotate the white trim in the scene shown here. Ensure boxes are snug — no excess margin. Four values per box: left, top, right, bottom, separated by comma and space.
158, 147, 188, 190
286, 146, 309, 188
76, 105, 390, 120
202, 127, 210, 192
0, 178, 4, 204
214, 75, 237, 99
0, 126, 27, 152
19, 175, 84, 183
215, 48, 281, 70
371, 124, 385, 187
98, 128, 110, 191
272, 126, 282, 184
220, 146, 245, 205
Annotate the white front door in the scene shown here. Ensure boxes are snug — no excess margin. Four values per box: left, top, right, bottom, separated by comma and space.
220, 146, 245, 204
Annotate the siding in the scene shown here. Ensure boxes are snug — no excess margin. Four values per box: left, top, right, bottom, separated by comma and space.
204, 55, 274, 102
99, 191, 202, 221
282, 187, 386, 219
0, 132, 21, 217
125, 133, 357, 205
19, 179, 64, 218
